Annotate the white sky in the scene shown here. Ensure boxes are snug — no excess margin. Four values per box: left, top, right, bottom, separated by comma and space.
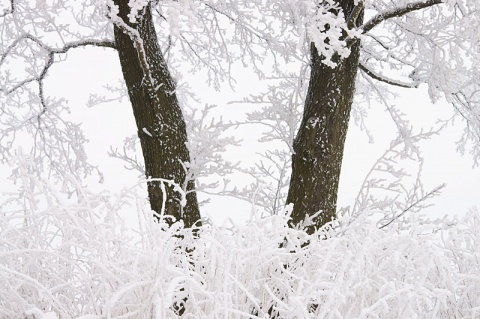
2, 46, 479, 226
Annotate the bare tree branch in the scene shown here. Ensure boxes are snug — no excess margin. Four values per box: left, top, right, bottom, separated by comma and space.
53, 39, 116, 53
0, 35, 115, 96
1, 35, 114, 63
378, 184, 445, 229
362, 0, 443, 33
358, 62, 419, 88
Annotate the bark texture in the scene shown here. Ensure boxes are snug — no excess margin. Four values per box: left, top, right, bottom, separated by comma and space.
287, 0, 363, 234
112, 1, 201, 228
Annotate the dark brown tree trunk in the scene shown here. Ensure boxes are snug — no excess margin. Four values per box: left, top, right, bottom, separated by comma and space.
112, 1, 201, 228
287, 1, 363, 234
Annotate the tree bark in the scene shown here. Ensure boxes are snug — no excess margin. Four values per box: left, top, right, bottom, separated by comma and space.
112, 1, 201, 228
287, 1, 363, 234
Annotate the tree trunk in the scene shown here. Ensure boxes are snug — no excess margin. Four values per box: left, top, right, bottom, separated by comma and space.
112, 1, 201, 228
287, 1, 362, 234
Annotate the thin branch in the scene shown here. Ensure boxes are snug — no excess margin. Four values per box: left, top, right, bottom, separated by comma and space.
362, 0, 443, 33
52, 39, 116, 53
36, 52, 55, 119
358, 62, 419, 88
1, 35, 116, 176
202, 3, 269, 44
378, 184, 446, 229
1, 35, 115, 66
1, 36, 115, 96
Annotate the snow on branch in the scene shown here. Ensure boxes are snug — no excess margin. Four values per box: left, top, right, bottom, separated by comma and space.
0, 0, 14, 18
0, 0, 117, 182
359, 62, 419, 88
0, 34, 115, 94
0, 35, 114, 181
361, 0, 444, 33
127, 0, 150, 23
304, 0, 362, 67
378, 184, 445, 229
356, 0, 480, 163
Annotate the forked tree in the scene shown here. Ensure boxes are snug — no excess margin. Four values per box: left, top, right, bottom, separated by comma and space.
0, 0, 478, 232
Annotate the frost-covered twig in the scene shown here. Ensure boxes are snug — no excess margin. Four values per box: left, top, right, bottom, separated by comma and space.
378, 183, 445, 229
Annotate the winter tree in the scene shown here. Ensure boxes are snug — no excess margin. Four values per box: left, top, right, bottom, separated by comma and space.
248, 0, 480, 233
1, 1, 479, 228
1, 1, 480, 317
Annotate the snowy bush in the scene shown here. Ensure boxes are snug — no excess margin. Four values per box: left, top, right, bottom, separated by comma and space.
1, 158, 479, 318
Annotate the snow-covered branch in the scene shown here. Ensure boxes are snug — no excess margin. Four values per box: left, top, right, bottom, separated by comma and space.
359, 62, 419, 88
362, 0, 444, 33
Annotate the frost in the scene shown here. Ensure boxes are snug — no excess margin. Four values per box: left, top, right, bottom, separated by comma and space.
1, 163, 479, 317
1, 0, 480, 317
127, 0, 149, 23
24, 308, 58, 319
306, 2, 352, 67
142, 127, 153, 137
160, 0, 202, 37
271, 0, 362, 67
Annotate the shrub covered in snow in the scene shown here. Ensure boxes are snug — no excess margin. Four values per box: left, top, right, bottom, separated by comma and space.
1, 160, 479, 318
